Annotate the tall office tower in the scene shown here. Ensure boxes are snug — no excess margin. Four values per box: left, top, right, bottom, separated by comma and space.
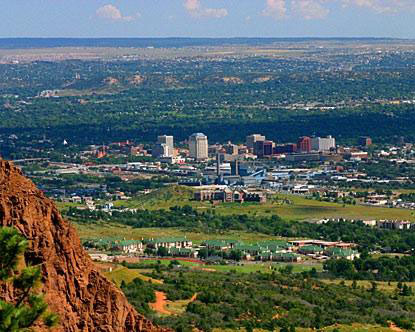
189, 133, 208, 160
297, 136, 312, 153
152, 135, 174, 158
311, 135, 336, 152
246, 134, 265, 151
157, 135, 174, 155
263, 140, 274, 156
254, 140, 274, 158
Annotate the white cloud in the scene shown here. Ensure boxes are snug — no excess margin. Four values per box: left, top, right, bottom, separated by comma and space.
184, 0, 228, 18
262, 0, 415, 20
292, 0, 330, 19
342, 0, 415, 14
96, 4, 140, 22
262, 0, 288, 19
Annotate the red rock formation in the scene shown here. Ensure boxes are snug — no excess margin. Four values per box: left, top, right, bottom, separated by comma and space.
0, 160, 167, 332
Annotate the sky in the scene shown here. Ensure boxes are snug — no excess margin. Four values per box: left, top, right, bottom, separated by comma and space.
0, 0, 414, 38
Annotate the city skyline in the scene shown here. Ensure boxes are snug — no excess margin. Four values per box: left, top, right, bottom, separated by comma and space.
1, 0, 415, 38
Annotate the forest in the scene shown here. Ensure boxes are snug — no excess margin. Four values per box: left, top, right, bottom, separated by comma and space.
324, 255, 415, 281
121, 267, 415, 331
2, 45, 415, 158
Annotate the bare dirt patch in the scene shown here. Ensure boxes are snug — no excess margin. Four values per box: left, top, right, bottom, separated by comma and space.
150, 291, 172, 315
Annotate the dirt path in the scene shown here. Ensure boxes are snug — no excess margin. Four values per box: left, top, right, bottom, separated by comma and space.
150, 291, 172, 315
190, 266, 216, 272
389, 323, 403, 332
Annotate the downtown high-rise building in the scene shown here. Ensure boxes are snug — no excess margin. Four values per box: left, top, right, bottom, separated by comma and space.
297, 136, 312, 153
152, 135, 174, 158
254, 140, 274, 158
246, 134, 265, 150
158, 135, 174, 152
311, 135, 336, 152
189, 133, 208, 160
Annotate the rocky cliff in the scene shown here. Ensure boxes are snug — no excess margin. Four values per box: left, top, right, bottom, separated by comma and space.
0, 160, 167, 332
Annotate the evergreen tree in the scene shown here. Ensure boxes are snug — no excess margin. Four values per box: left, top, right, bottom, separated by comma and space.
401, 284, 412, 296
0, 227, 58, 331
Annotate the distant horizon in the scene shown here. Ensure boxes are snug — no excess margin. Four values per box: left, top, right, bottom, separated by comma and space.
0, 36, 411, 50
2, 1, 415, 39
0, 36, 408, 40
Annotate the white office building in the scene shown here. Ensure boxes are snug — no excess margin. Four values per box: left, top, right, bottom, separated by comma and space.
189, 133, 208, 160
153, 135, 174, 158
311, 136, 336, 152
158, 135, 174, 153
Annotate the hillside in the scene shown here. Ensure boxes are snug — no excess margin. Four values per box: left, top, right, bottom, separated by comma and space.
115, 186, 415, 221
0, 160, 167, 332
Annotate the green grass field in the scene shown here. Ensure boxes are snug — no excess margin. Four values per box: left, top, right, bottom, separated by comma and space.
101, 258, 323, 277
208, 261, 323, 274
74, 223, 285, 244
102, 266, 162, 286
111, 186, 415, 221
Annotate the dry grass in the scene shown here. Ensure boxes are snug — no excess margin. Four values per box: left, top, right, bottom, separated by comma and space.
113, 186, 415, 221
102, 265, 162, 287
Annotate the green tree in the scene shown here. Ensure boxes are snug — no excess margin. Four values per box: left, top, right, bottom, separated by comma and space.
401, 284, 412, 296
0, 227, 58, 331
157, 246, 169, 257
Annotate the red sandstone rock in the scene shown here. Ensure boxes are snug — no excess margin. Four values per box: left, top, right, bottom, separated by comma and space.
0, 160, 168, 332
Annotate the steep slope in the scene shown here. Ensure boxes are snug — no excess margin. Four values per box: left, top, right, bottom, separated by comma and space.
0, 160, 167, 332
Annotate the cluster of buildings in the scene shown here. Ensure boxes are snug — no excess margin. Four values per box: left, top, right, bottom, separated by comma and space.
152, 133, 209, 161
148, 133, 374, 174
377, 220, 414, 230
149, 133, 373, 162
82, 140, 151, 160
194, 187, 267, 204
146, 132, 374, 191
318, 218, 415, 231
86, 236, 359, 262
290, 240, 359, 260
247, 134, 336, 157
84, 238, 144, 254
34, 131, 381, 212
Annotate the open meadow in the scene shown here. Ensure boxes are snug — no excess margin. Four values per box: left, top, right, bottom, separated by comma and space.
112, 186, 415, 221
75, 223, 284, 244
